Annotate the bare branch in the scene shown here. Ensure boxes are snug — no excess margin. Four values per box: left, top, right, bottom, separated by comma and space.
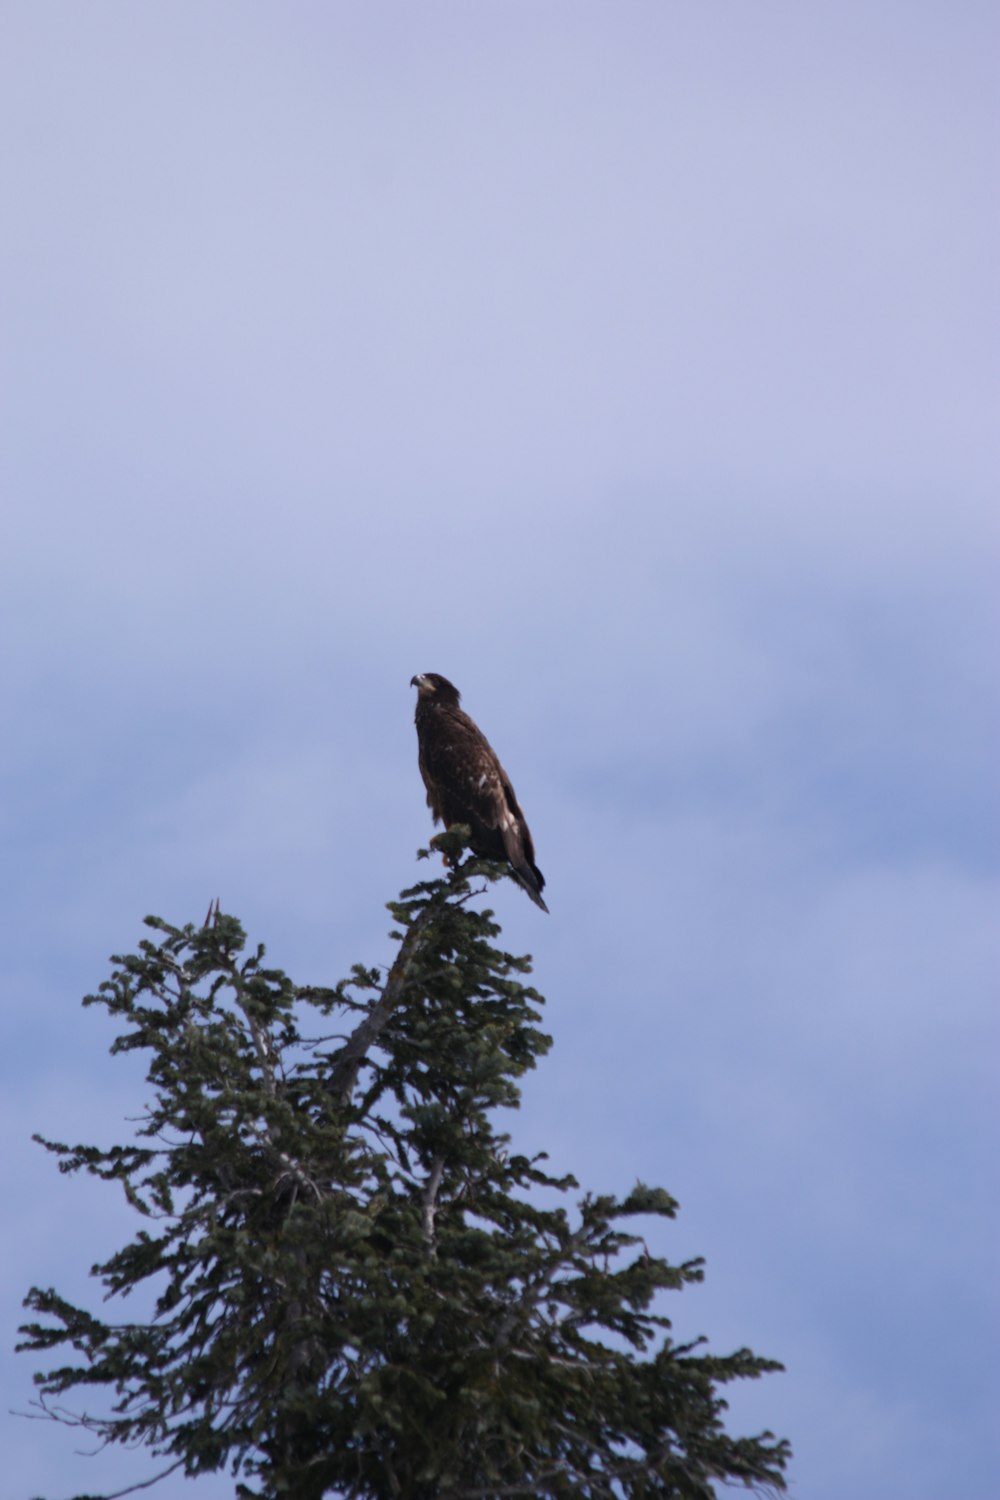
325, 898, 439, 1103
421, 1156, 446, 1257
73, 1456, 188, 1500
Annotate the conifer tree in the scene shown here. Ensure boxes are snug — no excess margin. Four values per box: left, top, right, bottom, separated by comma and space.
20, 834, 790, 1499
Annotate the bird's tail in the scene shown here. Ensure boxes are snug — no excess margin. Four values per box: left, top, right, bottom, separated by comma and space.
511, 862, 549, 913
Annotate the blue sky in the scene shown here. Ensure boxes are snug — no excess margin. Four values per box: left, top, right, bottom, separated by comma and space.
2, 5, 998, 1497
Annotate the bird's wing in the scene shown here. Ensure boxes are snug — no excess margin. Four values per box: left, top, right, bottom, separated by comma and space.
420, 712, 507, 824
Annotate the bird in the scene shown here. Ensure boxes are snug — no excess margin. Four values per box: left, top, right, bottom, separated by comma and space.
410, 673, 548, 912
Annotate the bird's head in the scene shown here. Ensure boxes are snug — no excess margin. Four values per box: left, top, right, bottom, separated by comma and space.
411, 673, 461, 705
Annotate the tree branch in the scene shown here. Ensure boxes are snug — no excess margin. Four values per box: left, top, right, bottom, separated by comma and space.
325, 898, 439, 1103
421, 1155, 446, 1257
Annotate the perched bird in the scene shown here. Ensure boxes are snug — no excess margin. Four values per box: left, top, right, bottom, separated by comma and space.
410, 673, 548, 912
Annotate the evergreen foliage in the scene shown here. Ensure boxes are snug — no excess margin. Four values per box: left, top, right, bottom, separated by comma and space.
20, 835, 790, 1499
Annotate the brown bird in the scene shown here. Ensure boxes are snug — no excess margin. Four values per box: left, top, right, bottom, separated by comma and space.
410, 673, 548, 912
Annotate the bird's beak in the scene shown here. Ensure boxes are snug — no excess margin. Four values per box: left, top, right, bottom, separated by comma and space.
411, 674, 427, 690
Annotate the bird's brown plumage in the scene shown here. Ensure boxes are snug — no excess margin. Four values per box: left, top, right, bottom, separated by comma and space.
410, 673, 548, 912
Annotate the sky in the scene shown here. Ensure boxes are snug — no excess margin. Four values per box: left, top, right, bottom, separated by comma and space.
2, 3, 998, 1497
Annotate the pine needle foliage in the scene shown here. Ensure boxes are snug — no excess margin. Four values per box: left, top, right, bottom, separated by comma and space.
20, 836, 790, 1499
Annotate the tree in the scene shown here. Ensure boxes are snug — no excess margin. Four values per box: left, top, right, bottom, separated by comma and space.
20, 834, 790, 1499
